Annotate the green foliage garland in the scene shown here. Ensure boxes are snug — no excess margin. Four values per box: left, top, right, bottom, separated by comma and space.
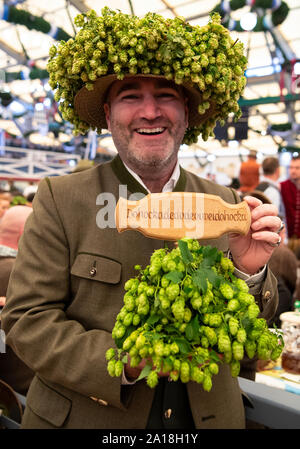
212, 0, 289, 32
4, 4, 71, 41
47, 8, 248, 145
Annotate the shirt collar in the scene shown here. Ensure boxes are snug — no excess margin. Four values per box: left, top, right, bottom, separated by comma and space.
0, 245, 17, 258
123, 160, 181, 193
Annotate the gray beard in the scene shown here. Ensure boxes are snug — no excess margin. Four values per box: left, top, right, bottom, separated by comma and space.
126, 149, 176, 173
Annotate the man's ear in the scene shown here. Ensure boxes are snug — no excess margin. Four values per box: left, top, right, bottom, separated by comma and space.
103, 103, 111, 131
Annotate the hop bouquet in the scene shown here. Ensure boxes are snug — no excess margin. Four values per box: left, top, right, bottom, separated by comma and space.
106, 239, 284, 391
47, 8, 248, 145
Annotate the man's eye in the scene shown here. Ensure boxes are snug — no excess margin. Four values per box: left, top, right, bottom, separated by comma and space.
122, 94, 139, 100
158, 93, 176, 98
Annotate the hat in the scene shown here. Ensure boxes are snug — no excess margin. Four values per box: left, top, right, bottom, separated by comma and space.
74, 74, 216, 131
47, 8, 247, 145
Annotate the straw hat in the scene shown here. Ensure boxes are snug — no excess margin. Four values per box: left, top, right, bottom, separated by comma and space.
74, 74, 216, 131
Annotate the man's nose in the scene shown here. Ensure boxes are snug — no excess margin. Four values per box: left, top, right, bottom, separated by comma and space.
140, 95, 162, 120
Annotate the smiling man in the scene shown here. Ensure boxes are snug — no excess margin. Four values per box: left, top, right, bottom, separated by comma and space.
104, 77, 188, 192
1, 9, 282, 430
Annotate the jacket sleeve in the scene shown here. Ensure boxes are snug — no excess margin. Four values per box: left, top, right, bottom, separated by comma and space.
1, 178, 129, 410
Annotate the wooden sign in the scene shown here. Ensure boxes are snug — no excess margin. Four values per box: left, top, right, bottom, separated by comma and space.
115, 192, 251, 240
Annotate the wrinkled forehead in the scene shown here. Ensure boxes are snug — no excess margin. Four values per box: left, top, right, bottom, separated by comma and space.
105, 76, 186, 103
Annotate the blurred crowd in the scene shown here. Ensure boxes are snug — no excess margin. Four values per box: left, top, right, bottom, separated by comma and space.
236, 152, 300, 325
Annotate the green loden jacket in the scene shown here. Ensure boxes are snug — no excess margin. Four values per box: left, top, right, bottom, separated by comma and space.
1, 155, 278, 429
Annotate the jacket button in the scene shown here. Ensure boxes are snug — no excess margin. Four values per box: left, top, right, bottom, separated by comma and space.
164, 408, 172, 419
89, 267, 97, 277
264, 291, 271, 301
90, 396, 108, 406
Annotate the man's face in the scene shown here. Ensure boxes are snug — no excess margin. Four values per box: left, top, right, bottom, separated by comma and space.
289, 159, 300, 183
103, 77, 188, 172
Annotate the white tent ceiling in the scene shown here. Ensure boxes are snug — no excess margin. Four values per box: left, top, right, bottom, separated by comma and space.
0, 0, 299, 160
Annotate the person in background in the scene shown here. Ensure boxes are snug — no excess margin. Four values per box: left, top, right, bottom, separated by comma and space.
268, 220, 298, 301
267, 218, 297, 327
0, 205, 34, 396
0, 191, 12, 203
25, 192, 36, 205
23, 183, 38, 201
228, 177, 241, 192
256, 157, 285, 219
239, 150, 260, 193
242, 190, 297, 328
292, 247, 300, 306
280, 156, 300, 254
0, 198, 10, 221
0, 205, 33, 301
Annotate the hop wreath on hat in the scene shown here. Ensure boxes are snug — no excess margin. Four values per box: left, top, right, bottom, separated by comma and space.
47, 8, 248, 145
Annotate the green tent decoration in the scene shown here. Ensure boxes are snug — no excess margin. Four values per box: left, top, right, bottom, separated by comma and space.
0, 1, 71, 41
212, 0, 289, 32
4, 66, 49, 83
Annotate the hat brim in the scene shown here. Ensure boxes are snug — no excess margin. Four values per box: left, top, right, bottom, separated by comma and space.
74, 74, 215, 131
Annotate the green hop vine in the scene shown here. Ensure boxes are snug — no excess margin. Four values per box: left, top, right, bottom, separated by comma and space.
47, 7, 248, 145
106, 239, 284, 392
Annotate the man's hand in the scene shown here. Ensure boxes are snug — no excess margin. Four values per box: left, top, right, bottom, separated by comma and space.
0, 297, 6, 307
229, 196, 282, 275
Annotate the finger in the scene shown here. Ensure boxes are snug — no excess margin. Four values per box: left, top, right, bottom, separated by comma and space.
251, 230, 282, 246
250, 203, 279, 222
242, 195, 262, 211
251, 215, 282, 233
